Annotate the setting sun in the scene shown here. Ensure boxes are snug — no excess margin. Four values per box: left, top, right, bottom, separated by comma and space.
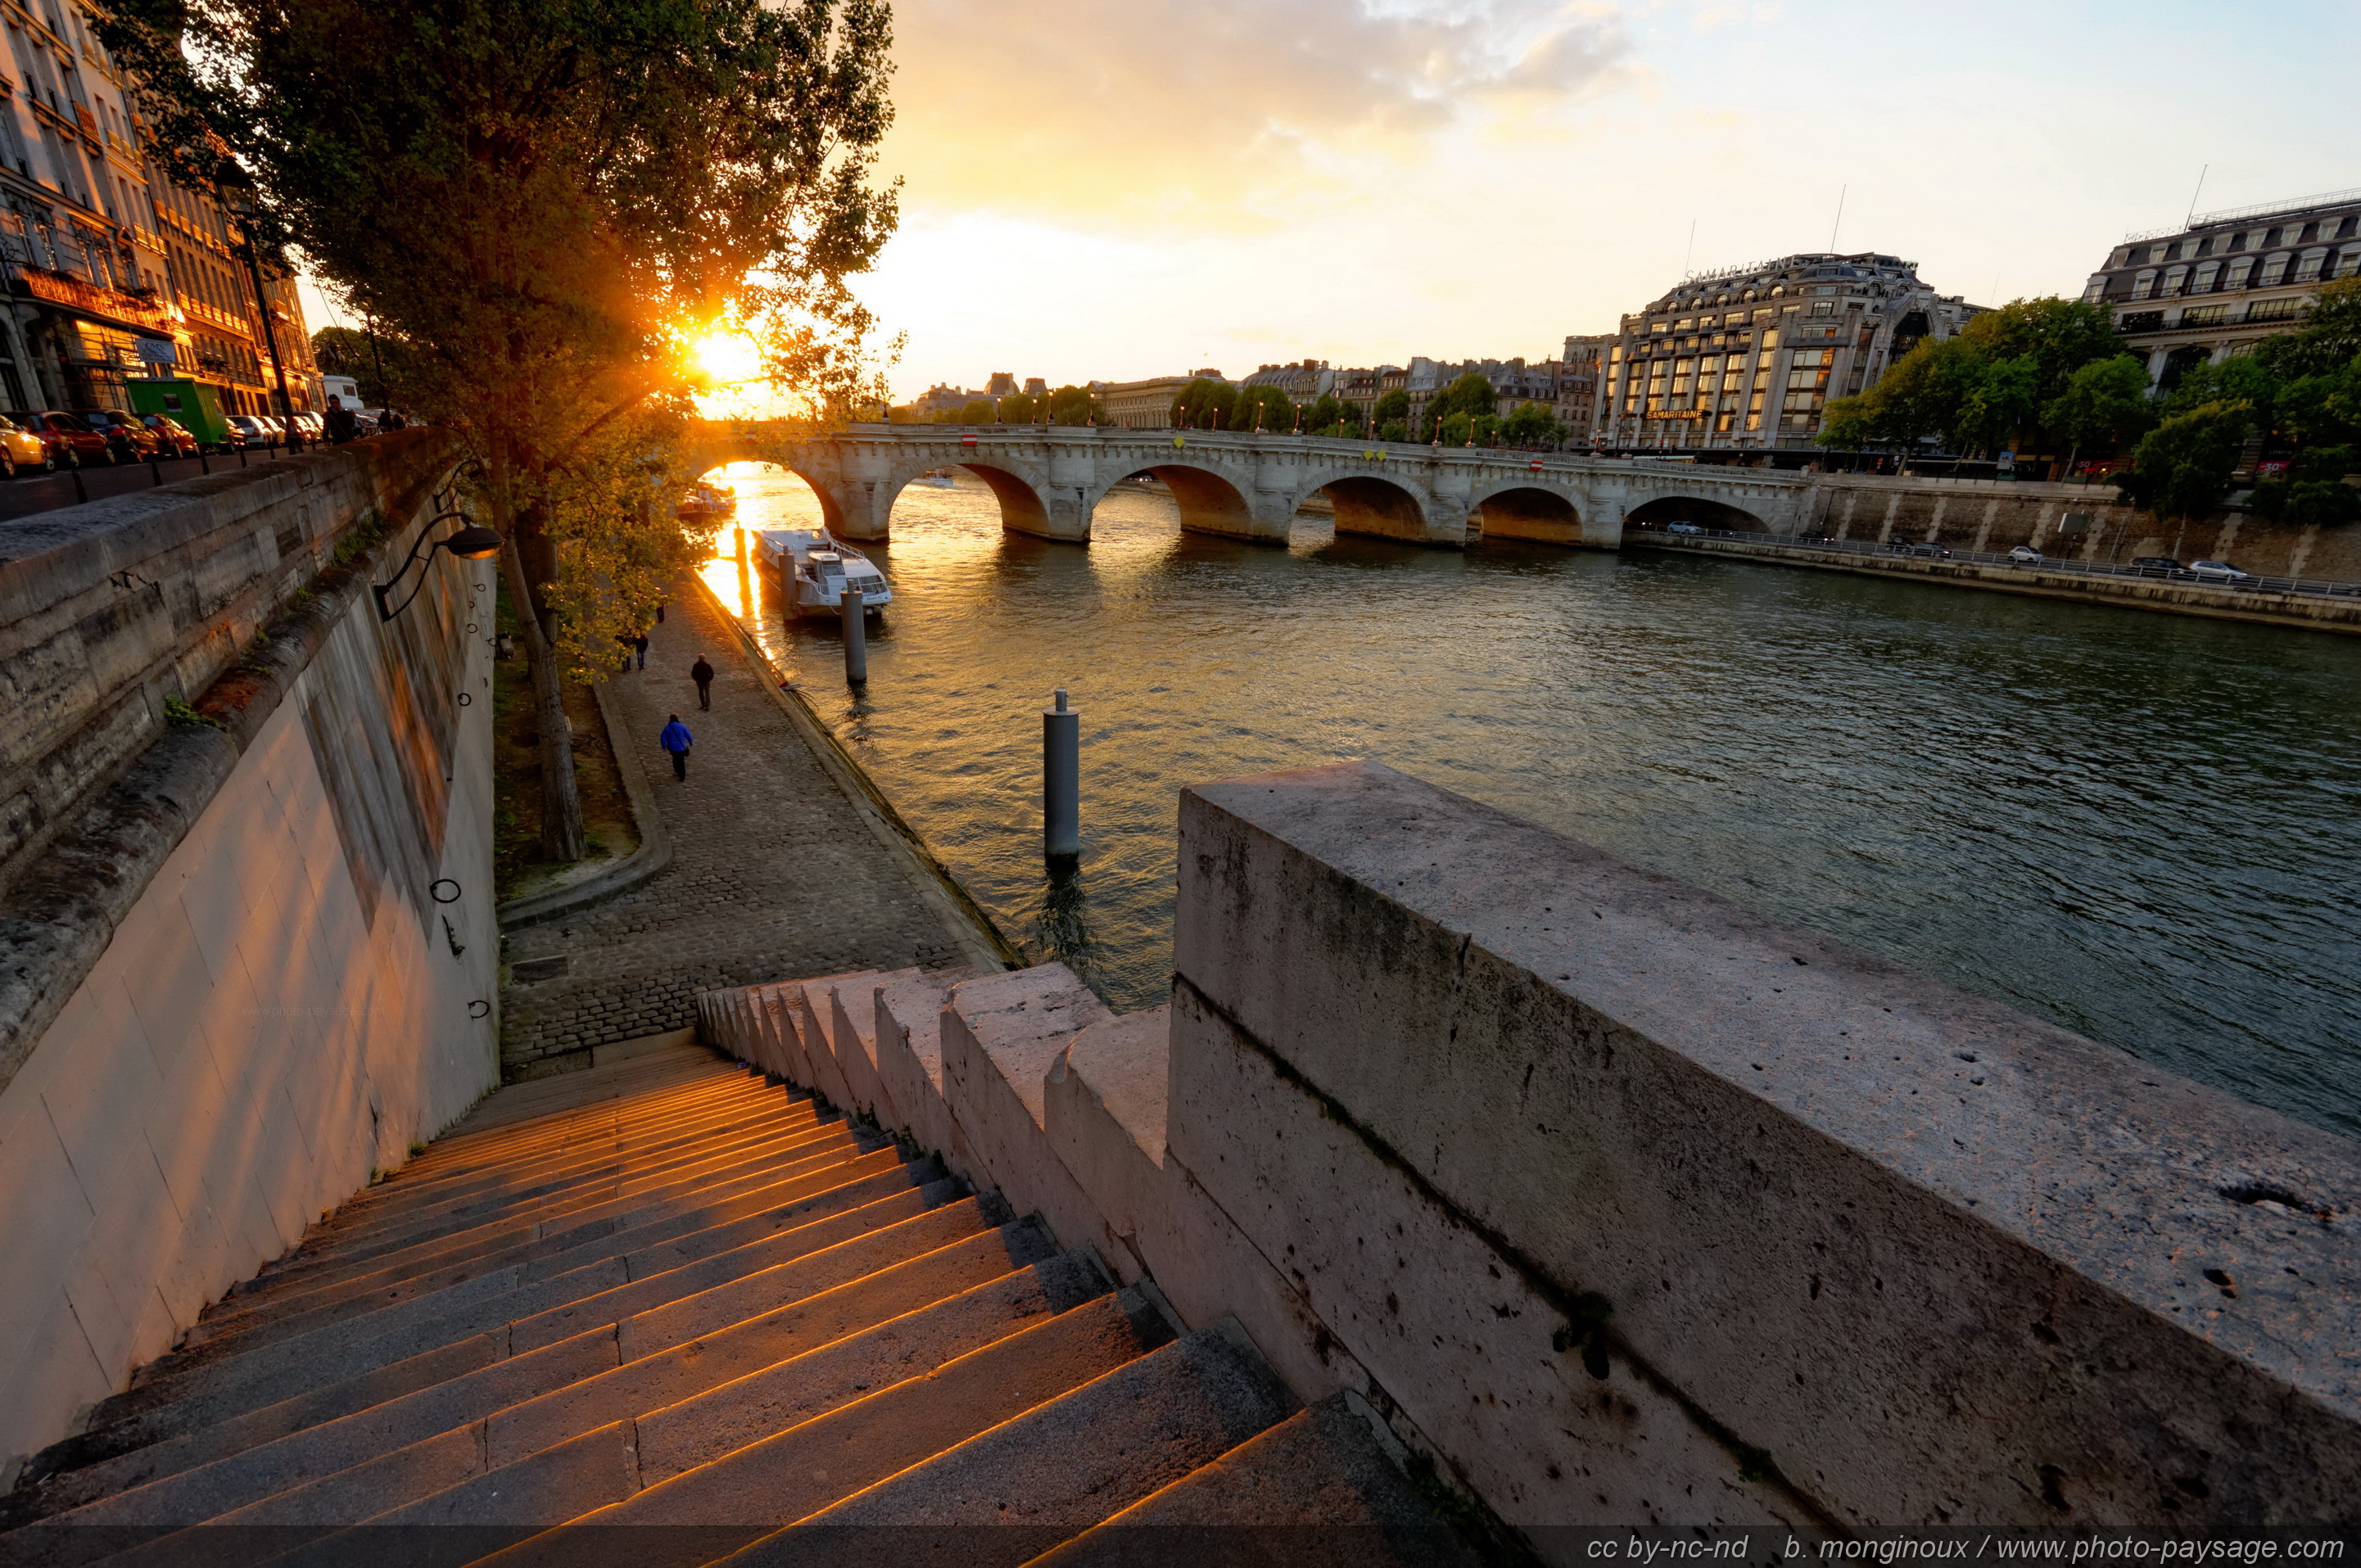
694, 330, 763, 386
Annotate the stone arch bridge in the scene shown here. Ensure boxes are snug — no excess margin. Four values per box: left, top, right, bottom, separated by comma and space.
679, 423, 1811, 549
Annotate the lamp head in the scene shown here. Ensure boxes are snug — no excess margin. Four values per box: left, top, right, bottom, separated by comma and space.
441, 524, 504, 561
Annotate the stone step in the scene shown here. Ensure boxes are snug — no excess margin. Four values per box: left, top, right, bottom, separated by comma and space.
260, 1090, 827, 1260
821, 967, 923, 1123
376, 1064, 770, 1182
156, 1138, 919, 1384
190, 1117, 866, 1336
872, 971, 976, 1173
464, 1286, 1178, 1568
3, 1165, 960, 1522
221, 1145, 927, 1345
738, 1322, 1293, 1568
790, 969, 882, 1113
1024, 1394, 1481, 1567
141, 1125, 884, 1379
88, 1173, 974, 1440
223, 1096, 859, 1294
237, 1098, 830, 1290
13, 1214, 1043, 1541
440, 1045, 739, 1133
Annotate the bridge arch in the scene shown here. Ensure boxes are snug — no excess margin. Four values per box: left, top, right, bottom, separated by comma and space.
689, 456, 849, 535
1468, 483, 1582, 546
1626, 492, 1770, 533
942, 461, 1055, 538
1088, 463, 1260, 542
1289, 470, 1447, 546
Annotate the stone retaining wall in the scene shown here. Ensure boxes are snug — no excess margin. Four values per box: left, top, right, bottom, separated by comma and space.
0, 437, 500, 1471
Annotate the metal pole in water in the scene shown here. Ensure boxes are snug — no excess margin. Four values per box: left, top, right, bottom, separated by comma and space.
839, 585, 866, 685
1043, 688, 1079, 860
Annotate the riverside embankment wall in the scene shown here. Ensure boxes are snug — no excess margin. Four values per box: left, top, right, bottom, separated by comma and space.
702, 760, 2359, 1547
0, 435, 501, 1472
1796, 473, 2359, 581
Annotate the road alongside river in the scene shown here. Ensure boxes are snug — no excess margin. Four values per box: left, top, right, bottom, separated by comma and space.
698, 464, 2361, 1140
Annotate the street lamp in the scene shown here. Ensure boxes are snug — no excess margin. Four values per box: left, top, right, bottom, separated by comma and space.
219, 186, 302, 449
373, 509, 504, 621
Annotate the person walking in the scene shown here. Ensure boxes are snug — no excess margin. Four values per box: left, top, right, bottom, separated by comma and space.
659, 714, 693, 781
323, 395, 358, 445
633, 633, 649, 671
690, 655, 715, 709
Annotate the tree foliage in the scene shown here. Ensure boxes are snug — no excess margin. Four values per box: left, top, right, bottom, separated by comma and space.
1499, 401, 1564, 447
1170, 378, 1236, 427
1815, 297, 2126, 459
2114, 402, 2254, 522
1047, 384, 1099, 426
1432, 373, 1496, 422
92, 0, 903, 859
2116, 278, 2361, 526
1229, 384, 1295, 432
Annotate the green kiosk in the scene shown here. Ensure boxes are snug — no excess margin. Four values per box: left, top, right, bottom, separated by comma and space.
126, 377, 233, 450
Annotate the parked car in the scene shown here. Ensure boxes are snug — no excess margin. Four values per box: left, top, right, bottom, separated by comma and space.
11, 410, 115, 468
0, 413, 52, 477
2129, 556, 2184, 577
140, 413, 201, 459
1908, 541, 1952, 558
225, 414, 275, 448
1666, 521, 1705, 535
290, 411, 323, 440
78, 409, 164, 463
2007, 545, 2044, 564
2186, 560, 2256, 585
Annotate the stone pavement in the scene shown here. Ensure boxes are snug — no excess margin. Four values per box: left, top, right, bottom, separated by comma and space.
498, 578, 981, 1078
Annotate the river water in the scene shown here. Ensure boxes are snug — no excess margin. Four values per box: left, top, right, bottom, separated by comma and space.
694, 463, 2361, 1140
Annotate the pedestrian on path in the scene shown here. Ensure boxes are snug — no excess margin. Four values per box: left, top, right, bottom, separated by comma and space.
690, 655, 715, 709
633, 633, 649, 671
659, 714, 693, 781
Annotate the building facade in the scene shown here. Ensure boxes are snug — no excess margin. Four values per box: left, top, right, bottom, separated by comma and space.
1092, 372, 1218, 428
2083, 187, 2361, 387
1591, 252, 1979, 456
0, 0, 317, 419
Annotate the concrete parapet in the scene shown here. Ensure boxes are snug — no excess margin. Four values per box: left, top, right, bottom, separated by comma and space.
1172, 761, 2359, 1533
693, 757, 2358, 1541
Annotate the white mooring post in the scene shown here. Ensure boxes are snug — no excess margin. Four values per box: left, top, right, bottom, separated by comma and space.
839, 585, 866, 684
1043, 688, 1080, 860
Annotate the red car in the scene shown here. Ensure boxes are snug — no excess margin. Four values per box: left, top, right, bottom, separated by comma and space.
9, 410, 114, 468
76, 409, 165, 463
140, 413, 201, 458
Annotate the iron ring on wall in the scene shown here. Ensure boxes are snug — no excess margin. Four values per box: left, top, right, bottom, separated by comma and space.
457, 691, 472, 707
431, 878, 463, 904
468, 999, 491, 1019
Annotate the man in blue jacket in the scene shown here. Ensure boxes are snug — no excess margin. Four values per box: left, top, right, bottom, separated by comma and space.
659, 713, 693, 781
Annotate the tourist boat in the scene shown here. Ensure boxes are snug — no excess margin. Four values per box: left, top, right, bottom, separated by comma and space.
911, 468, 957, 488
753, 527, 893, 617
678, 481, 737, 519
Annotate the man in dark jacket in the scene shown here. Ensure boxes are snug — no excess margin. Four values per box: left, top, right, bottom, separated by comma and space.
690, 655, 715, 709
323, 396, 359, 445
659, 714, 693, 781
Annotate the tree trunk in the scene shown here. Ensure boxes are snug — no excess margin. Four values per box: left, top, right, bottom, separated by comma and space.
488, 440, 586, 864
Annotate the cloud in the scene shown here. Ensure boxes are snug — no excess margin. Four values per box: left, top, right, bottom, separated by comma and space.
880, 0, 1628, 229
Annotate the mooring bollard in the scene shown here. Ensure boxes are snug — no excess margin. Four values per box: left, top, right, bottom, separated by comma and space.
839, 585, 866, 684
1043, 688, 1079, 860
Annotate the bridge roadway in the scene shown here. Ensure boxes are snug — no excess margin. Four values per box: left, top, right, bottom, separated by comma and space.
683, 423, 1811, 548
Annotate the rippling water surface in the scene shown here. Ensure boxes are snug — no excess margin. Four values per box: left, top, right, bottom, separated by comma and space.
694, 463, 2361, 1138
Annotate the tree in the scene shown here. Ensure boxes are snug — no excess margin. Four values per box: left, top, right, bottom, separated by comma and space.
1499, 401, 1563, 447
1305, 392, 1353, 436
2250, 444, 2361, 527
2257, 277, 2361, 379
1169, 378, 1235, 428
1816, 297, 2127, 459
96, 0, 901, 861
309, 324, 409, 406
996, 392, 1040, 423
1952, 355, 2040, 455
2114, 401, 2254, 522
2043, 355, 2155, 460
1373, 389, 1410, 427
1047, 384, 1098, 426
1434, 373, 1496, 423
1229, 384, 1294, 433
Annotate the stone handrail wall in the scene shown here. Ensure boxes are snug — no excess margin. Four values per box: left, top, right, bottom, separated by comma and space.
0, 432, 453, 905
0, 437, 500, 1471
700, 761, 2358, 1552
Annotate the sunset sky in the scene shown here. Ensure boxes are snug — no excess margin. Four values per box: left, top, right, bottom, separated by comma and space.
848, 0, 2358, 400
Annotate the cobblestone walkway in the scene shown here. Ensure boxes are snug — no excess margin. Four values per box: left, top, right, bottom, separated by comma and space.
499, 579, 975, 1077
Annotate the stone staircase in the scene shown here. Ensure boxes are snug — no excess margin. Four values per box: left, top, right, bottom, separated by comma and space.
0, 975, 1472, 1566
